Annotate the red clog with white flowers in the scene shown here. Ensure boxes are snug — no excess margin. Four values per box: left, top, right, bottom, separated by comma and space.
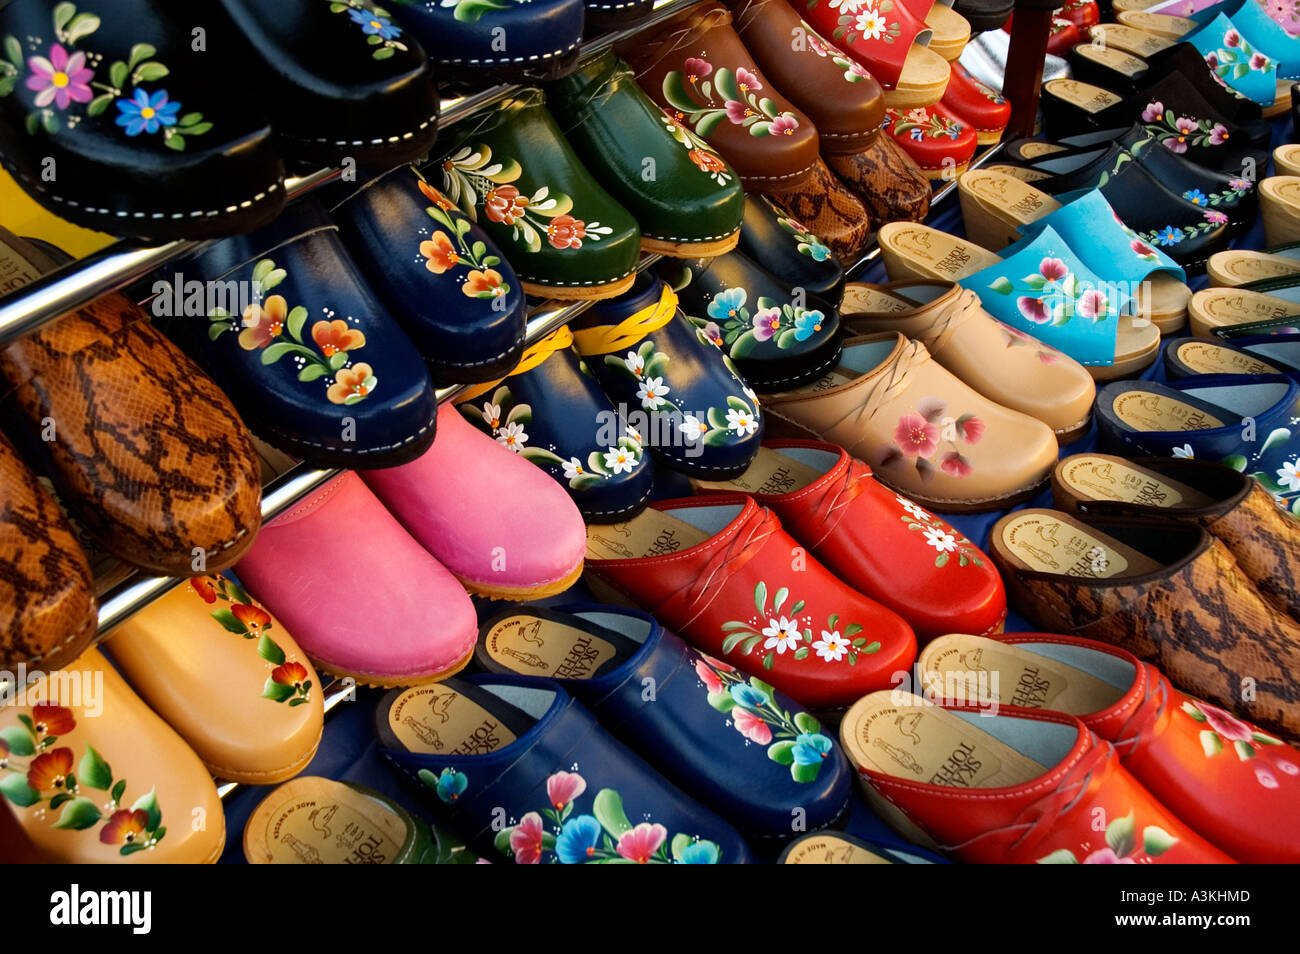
1004, 13, 1080, 57
919, 633, 1300, 863
583, 494, 917, 708
840, 691, 1237, 863
1055, 0, 1100, 40
694, 440, 1005, 643
941, 62, 1010, 145
882, 103, 977, 179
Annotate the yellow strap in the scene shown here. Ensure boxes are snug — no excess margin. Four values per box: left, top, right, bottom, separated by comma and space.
456, 324, 575, 404
571, 284, 678, 357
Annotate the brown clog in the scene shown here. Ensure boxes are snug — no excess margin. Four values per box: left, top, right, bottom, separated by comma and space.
825, 137, 932, 225
765, 159, 875, 263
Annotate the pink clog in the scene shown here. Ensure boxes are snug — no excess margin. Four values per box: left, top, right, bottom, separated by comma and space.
235, 472, 477, 687
363, 403, 586, 600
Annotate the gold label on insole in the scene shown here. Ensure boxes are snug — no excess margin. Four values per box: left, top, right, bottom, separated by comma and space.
852, 705, 1006, 787
260, 785, 405, 864
999, 513, 1129, 578
1046, 80, 1123, 114
388, 685, 516, 755
1092, 25, 1171, 56
483, 615, 617, 679
697, 446, 824, 495
967, 173, 1053, 222
1174, 341, 1280, 376
1221, 257, 1300, 283
924, 644, 1070, 709
1112, 390, 1226, 432
887, 226, 976, 276
585, 508, 711, 561
1124, 11, 1195, 34
1018, 142, 1067, 159
783, 835, 891, 865
844, 287, 910, 313
0, 235, 43, 297
1059, 457, 1198, 508
1076, 44, 1146, 75
1201, 292, 1293, 326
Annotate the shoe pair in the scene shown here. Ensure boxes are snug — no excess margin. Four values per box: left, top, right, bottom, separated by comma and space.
841, 630, 1298, 863
989, 453, 1300, 742
0, 0, 442, 240
231, 403, 587, 688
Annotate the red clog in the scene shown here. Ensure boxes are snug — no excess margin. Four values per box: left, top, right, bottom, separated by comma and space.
882, 103, 977, 179
1003, 13, 1080, 58
694, 440, 1006, 643
841, 691, 1237, 863
1055, 0, 1100, 40
941, 62, 1010, 145
584, 494, 917, 708
920, 633, 1300, 863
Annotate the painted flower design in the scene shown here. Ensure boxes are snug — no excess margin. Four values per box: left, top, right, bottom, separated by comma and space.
326, 363, 377, 405
1131, 238, 1158, 259
894, 412, 939, 457
1083, 848, 1136, 864
813, 629, 849, 662
1141, 101, 1164, 122
708, 287, 747, 323
98, 809, 150, 846
546, 214, 586, 250
311, 319, 366, 357
1172, 444, 1195, 459
603, 447, 635, 474
695, 658, 725, 694
1204, 209, 1229, 225
347, 7, 402, 39
854, 7, 887, 38
922, 526, 958, 553
680, 414, 705, 442
616, 823, 667, 863
230, 603, 271, 635
940, 451, 973, 478
25, 43, 93, 110
684, 57, 712, 81
1155, 226, 1182, 246
792, 732, 834, 766
732, 707, 774, 744
238, 295, 286, 351
762, 616, 802, 654
793, 309, 825, 341
419, 231, 460, 273
433, 767, 468, 803
271, 661, 309, 689
1183, 189, 1208, 206
463, 268, 506, 299
770, 115, 798, 136
509, 812, 544, 864
726, 99, 754, 123
725, 406, 759, 436
752, 307, 782, 341
27, 747, 74, 792
561, 457, 585, 480
190, 576, 218, 603
483, 184, 528, 225
418, 180, 457, 211
31, 705, 76, 737
1076, 288, 1109, 320
115, 88, 181, 136
546, 771, 587, 810
636, 376, 670, 410
688, 148, 727, 175
734, 67, 762, 93
555, 815, 603, 864
496, 421, 528, 452
624, 349, 646, 375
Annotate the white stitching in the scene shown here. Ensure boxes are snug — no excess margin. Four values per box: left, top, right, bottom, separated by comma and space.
440, 40, 581, 66
281, 111, 438, 147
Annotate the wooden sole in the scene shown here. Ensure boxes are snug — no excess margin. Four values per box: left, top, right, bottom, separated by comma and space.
1114, 10, 1196, 40
926, 4, 971, 61
1188, 287, 1300, 339
974, 128, 1006, 146
1087, 23, 1174, 58
917, 158, 970, 182
311, 644, 477, 690
1071, 43, 1150, 84
641, 230, 740, 259
456, 558, 585, 601
1044, 78, 1124, 116
882, 45, 952, 109
874, 468, 1049, 514
521, 274, 636, 301
1276, 144, 1300, 178
1262, 176, 1300, 247
1088, 316, 1160, 380
1207, 249, 1300, 287
1263, 79, 1293, 119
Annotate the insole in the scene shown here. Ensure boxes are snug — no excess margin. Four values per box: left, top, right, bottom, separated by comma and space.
984, 163, 1053, 182
1088, 23, 1175, 57
920, 634, 1125, 714
841, 284, 914, 316
479, 609, 635, 679
1169, 339, 1285, 376
1056, 454, 1216, 510
244, 777, 408, 865
882, 225, 1000, 280
693, 445, 824, 496
994, 509, 1165, 578
1109, 386, 1227, 432
782, 834, 893, 865
1072, 43, 1149, 78
382, 682, 526, 757
1210, 250, 1300, 285
1044, 79, 1125, 115
1192, 288, 1299, 329
585, 506, 712, 562
765, 366, 860, 401
1115, 10, 1197, 38
841, 691, 1048, 786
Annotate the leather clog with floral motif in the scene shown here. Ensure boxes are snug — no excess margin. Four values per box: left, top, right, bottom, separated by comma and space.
920, 632, 1300, 863
694, 440, 1006, 643
763, 157, 876, 263
431, 87, 642, 300
375, 674, 754, 863
620, 1, 821, 191
736, 195, 845, 306
474, 603, 853, 848
236, 471, 479, 687
363, 403, 588, 600
583, 494, 917, 708
569, 273, 765, 478
455, 326, 655, 523
940, 62, 1009, 145
665, 249, 843, 391
546, 49, 745, 258
217, 0, 439, 166
330, 166, 527, 387
759, 332, 1059, 512
167, 201, 438, 468
839, 690, 1236, 863
0, 0, 286, 240
0, 648, 225, 863
882, 103, 976, 180
103, 573, 324, 786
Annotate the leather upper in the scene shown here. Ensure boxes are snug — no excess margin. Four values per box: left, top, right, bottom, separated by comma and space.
391, 0, 584, 79
736, 194, 846, 306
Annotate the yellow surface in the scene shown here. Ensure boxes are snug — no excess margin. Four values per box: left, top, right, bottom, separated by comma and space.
0, 168, 115, 257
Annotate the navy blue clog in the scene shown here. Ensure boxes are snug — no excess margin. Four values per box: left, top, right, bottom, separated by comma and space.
454, 327, 655, 522
777, 829, 945, 864
166, 200, 437, 467
474, 603, 853, 848
330, 166, 527, 386
390, 0, 584, 83
1096, 374, 1300, 512
570, 272, 764, 479
375, 675, 753, 863
1164, 334, 1300, 381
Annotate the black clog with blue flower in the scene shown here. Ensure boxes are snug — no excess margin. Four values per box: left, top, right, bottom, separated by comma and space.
455, 327, 655, 523
375, 674, 754, 864
736, 195, 846, 307
163, 200, 438, 467
0, 0, 285, 240
662, 248, 843, 391
473, 603, 853, 849
568, 272, 764, 480
330, 165, 527, 386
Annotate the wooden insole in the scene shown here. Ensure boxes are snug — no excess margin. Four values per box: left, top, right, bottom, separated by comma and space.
1056, 454, 1216, 510
1108, 387, 1227, 432
1168, 339, 1285, 376
585, 505, 712, 562
920, 634, 1126, 715
384, 684, 518, 756
480, 612, 625, 679
1044, 79, 1124, 115
782, 833, 893, 865
992, 508, 1165, 578
244, 776, 408, 864
693, 445, 825, 496
1072, 42, 1149, 78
